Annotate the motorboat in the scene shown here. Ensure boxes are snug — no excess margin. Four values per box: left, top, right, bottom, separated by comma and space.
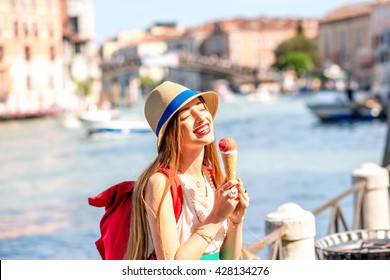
306, 90, 386, 122
77, 104, 120, 124
213, 79, 236, 103
87, 118, 152, 137
246, 88, 279, 103
78, 109, 120, 124
60, 111, 82, 129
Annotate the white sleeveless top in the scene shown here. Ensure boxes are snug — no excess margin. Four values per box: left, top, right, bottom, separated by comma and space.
176, 170, 227, 255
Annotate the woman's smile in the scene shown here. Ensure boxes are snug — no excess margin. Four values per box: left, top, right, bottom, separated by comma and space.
193, 123, 210, 136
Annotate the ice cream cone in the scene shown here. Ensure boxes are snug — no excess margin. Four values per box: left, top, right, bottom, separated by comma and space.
221, 150, 237, 180
218, 137, 238, 181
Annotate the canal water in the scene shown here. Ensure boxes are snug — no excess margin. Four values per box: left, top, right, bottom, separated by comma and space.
0, 94, 387, 259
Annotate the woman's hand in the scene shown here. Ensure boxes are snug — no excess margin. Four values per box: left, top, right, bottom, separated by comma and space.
210, 179, 241, 221
229, 178, 249, 223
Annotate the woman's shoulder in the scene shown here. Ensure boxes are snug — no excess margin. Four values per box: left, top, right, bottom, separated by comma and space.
147, 172, 168, 189
144, 172, 171, 207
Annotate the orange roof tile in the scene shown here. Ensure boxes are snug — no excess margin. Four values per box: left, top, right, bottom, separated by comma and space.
321, 1, 375, 23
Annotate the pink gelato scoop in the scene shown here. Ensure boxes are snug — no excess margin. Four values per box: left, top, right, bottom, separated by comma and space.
218, 137, 238, 152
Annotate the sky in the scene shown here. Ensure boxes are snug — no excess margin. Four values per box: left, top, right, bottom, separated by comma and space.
93, 0, 367, 43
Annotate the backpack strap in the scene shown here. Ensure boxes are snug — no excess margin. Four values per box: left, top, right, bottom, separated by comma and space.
158, 167, 183, 221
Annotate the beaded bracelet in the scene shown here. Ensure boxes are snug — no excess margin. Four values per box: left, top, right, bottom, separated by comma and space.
195, 231, 213, 244
229, 216, 245, 225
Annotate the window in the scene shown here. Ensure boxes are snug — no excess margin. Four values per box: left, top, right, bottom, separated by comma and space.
33, 22, 38, 37
387, 30, 390, 46
49, 46, 55, 60
23, 22, 29, 37
13, 20, 19, 37
75, 43, 81, 54
25, 46, 31, 61
69, 17, 79, 34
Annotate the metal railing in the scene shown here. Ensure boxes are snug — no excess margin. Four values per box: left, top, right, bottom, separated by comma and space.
312, 179, 366, 234
245, 179, 367, 260
246, 225, 287, 260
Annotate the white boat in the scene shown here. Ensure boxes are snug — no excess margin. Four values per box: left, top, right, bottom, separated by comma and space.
87, 119, 152, 137
77, 104, 120, 124
213, 79, 236, 103
78, 109, 120, 123
60, 111, 82, 129
246, 88, 278, 103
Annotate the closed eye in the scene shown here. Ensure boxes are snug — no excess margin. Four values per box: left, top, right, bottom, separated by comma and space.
180, 113, 190, 120
179, 101, 207, 121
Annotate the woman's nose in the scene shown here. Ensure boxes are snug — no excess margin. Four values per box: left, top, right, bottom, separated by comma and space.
194, 110, 206, 122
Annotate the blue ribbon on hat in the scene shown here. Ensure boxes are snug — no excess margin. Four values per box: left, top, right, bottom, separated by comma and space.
156, 89, 198, 137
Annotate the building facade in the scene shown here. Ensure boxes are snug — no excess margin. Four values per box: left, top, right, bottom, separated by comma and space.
318, 1, 376, 89
202, 18, 319, 72
62, 0, 100, 110
0, 0, 64, 115
372, 1, 390, 96
0, 0, 99, 116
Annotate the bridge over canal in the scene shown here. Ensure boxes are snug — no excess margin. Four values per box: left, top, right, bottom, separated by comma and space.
100, 52, 265, 90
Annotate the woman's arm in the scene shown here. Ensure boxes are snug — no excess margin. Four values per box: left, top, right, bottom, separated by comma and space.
220, 216, 244, 259
220, 178, 249, 260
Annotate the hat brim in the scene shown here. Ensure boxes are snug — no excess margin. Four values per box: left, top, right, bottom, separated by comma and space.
157, 90, 219, 147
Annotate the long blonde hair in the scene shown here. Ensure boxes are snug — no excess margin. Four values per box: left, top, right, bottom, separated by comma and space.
124, 104, 223, 260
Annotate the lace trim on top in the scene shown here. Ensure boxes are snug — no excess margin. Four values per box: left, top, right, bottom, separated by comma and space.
178, 168, 227, 254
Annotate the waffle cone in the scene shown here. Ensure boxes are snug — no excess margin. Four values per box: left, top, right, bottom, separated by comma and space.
221, 151, 237, 180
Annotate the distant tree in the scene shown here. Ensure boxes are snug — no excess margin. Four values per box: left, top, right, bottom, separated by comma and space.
76, 79, 92, 97
139, 76, 161, 95
274, 21, 322, 69
274, 51, 314, 76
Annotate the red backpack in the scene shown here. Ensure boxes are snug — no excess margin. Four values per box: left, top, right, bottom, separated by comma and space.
88, 168, 183, 260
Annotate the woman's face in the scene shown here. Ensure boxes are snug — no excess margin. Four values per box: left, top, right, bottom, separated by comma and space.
178, 97, 214, 149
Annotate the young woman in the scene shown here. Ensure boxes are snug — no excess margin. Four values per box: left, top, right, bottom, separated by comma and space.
124, 81, 249, 260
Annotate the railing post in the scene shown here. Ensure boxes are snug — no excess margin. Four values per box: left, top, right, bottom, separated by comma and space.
352, 162, 390, 230
266, 203, 316, 260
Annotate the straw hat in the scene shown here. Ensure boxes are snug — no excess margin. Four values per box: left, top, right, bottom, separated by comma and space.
144, 81, 219, 147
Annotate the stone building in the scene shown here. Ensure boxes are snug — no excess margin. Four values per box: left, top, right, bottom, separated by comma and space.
61, 0, 100, 110
318, 1, 377, 89
0, 0, 98, 117
372, 0, 390, 97
201, 17, 319, 72
0, 0, 64, 115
